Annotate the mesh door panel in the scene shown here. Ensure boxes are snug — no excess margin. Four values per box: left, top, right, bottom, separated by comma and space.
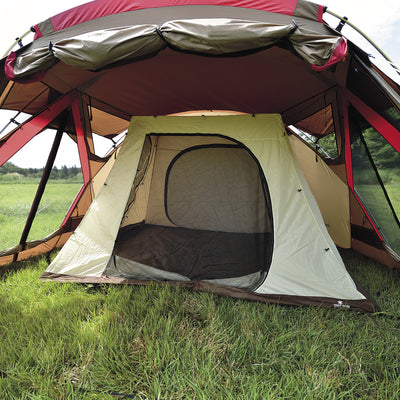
165, 145, 271, 233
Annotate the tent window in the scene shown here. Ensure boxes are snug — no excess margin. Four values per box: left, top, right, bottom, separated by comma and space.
290, 127, 339, 159
88, 106, 130, 138
0, 130, 83, 251
349, 106, 400, 256
294, 105, 335, 137
348, 62, 400, 133
91, 133, 117, 158
0, 110, 30, 141
88, 106, 128, 158
315, 132, 339, 159
291, 104, 339, 160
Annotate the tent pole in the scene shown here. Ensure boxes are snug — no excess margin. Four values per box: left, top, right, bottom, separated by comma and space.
0, 92, 73, 166
325, 9, 400, 76
59, 94, 93, 229
71, 96, 92, 185
13, 111, 69, 261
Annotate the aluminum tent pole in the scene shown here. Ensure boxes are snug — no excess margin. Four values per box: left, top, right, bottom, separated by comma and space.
14, 111, 69, 261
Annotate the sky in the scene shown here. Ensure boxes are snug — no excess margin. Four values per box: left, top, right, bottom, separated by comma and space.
1, 0, 400, 167
322, 0, 400, 73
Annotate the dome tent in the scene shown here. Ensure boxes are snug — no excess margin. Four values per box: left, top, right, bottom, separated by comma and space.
1, 0, 399, 311
41, 113, 375, 311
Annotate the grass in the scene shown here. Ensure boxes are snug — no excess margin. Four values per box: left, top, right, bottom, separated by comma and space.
1, 179, 400, 398
355, 183, 400, 254
386, 184, 400, 215
0, 251, 400, 399
0, 182, 82, 251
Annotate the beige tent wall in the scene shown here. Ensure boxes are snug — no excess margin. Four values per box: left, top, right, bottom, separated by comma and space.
288, 134, 351, 248
47, 114, 366, 302
120, 137, 156, 228
90, 149, 120, 199
46, 126, 147, 276
90, 107, 130, 137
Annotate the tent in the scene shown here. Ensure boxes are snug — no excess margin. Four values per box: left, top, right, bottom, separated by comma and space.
1, 0, 399, 311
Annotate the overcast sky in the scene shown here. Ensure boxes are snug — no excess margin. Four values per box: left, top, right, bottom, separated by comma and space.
1, 0, 400, 167
322, 0, 400, 68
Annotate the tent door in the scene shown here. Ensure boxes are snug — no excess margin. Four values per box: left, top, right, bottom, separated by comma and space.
107, 136, 274, 290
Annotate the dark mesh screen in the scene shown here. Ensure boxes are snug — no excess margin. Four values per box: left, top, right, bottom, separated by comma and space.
165, 145, 272, 233
347, 62, 400, 132
349, 106, 400, 255
114, 224, 272, 281
113, 141, 274, 288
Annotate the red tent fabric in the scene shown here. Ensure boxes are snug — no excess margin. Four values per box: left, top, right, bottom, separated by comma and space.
1, 0, 399, 288
43, 0, 324, 37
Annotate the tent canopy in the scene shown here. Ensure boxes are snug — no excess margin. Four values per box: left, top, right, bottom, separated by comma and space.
1, 0, 344, 118
0, 0, 399, 311
43, 113, 375, 312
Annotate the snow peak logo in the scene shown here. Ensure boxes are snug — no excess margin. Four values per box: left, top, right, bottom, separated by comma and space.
334, 300, 350, 309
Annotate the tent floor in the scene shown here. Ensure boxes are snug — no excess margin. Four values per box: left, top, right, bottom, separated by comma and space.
113, 224, 272, 280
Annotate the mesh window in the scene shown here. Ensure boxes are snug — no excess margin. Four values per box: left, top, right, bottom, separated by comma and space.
165, 144, 272, 233
348, 62, 400, 132
291, 128, 339, 159
315, 132, 339, 159
291, 104, 339, 160
0, 130, 83, 251
295, 105, 335, 138
349, 106, 400, 255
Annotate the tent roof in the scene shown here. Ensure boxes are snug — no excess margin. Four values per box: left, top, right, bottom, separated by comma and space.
34, 0, 324, 37
0, 0, 344, 123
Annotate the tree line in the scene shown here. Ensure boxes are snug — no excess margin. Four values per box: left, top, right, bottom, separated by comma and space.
0, 162, 82, 181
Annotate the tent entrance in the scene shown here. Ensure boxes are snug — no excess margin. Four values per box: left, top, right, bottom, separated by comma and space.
113, 224, 272, 282
107, 135, 274, 290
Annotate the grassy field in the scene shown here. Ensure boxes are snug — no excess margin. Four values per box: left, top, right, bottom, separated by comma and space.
0, 251, 400, 399
1, 180, 400, 399
0, 182, 82, 251
357, 183, 400, 253
386, 184, 400, 214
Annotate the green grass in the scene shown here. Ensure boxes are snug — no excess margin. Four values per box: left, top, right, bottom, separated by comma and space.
0, 182, 82, 251
386, 184, 400, 215
1, 178, 400, 398
356, 183, 400, 254
0, 251, 400, 399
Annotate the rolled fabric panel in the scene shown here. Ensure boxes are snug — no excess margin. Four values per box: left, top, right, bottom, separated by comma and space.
51, 25, 166, 70
160, 18, 296, 54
